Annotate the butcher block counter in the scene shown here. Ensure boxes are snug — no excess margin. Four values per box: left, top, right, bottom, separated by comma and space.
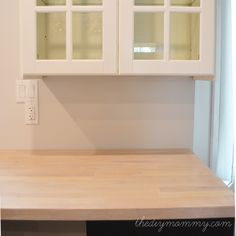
0, 150, 234, 221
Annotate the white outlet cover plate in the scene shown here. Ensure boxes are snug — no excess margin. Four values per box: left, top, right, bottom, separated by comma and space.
25, 100, 38, 125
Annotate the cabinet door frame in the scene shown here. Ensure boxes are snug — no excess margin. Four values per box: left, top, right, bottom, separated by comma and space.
119, 0, 215, 76
21, 0, 117, 75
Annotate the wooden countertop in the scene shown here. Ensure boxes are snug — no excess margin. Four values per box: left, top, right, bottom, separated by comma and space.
0, 151, 234, 221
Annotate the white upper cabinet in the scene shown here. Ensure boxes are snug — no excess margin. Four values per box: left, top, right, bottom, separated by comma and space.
119, 0, 215, 76
21, 0, 117, 75
21, 0, 215, 77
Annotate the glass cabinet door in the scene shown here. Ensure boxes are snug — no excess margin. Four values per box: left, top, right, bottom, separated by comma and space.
119, 0, 215, 76
37, 12, 66, 60
134, 12, 164, 60
21, 0, 117, 75
72, 0, 103, 60
22, 0, 215, 76
72, 12, 103, 60
170, 12, 200, 60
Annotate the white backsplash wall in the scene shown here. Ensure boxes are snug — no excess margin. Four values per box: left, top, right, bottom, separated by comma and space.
0, 0, 194, 150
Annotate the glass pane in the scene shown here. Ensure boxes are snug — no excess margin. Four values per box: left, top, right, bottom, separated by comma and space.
72, 0, 102, 5
170, 13, 200, 60
73, 12, 103, 59
37, 13, 66, 60
171, 0, 200, 7
134, 13, 164, 60
135, 0, 164, 6
36, 0, 66, 6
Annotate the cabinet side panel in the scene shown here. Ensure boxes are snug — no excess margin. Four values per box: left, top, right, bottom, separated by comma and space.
21, 0, 36, 74
200, 0, 215, 75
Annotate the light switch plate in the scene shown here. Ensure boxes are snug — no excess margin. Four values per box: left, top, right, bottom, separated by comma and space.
16, 80, 38, 103
16, 80, 26, 103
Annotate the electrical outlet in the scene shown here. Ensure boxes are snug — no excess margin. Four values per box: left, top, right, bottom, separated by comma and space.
17, 79, 39, 125
25, 100, 38, 125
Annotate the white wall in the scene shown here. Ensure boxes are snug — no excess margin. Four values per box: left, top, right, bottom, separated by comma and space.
0, 0, 194, 150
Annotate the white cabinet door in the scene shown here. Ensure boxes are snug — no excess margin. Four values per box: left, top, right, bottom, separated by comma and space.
119, 0, 215, 76
21, 0, 117, 75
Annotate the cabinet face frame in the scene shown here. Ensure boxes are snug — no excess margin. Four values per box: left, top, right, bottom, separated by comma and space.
21, 0, 117, 75
119, 0, 215, 76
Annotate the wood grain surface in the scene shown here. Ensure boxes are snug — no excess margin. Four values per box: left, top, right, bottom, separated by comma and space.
0, 150, 234, 221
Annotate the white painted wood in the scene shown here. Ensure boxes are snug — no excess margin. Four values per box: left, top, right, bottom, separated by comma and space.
21, 0, 215, 77
103, 0, 118, 74
169, 7, 202, 13
71, 6, 104, 11
119, 0, 215, 76
200, 0, 215, 75
21, 0, 117, 75
133, 6, 166, 12
35, 6, 67, 12
119, 0, 133, 74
